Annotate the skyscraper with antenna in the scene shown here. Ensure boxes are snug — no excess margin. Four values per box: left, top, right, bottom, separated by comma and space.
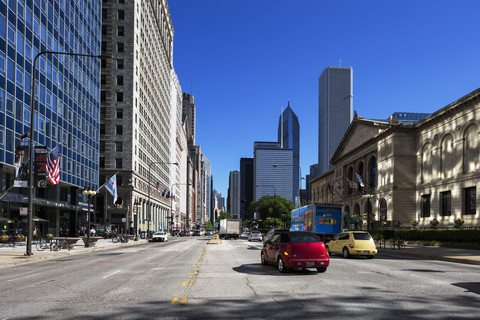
278, 101, 300, 203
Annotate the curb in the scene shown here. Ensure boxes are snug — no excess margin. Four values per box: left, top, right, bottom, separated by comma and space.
379, 248, 480, 266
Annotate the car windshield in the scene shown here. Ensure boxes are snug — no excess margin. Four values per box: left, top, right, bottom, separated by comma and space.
353, 233, 372, 240
289, 233, 320, 243
251, 231, 260, 234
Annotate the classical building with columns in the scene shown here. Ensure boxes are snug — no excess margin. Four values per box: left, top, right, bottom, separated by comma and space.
311, 88, 479, 230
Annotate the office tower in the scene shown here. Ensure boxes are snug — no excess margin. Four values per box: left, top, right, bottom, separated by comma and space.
100, 0, 175, 234
0, 0, 102, 236
254, 142, 293, 202
182, 93, 196, 145
278, 102, 300, 202
318, 67, 353, 174
240, 157, 254, 221
229, 171, 241, 219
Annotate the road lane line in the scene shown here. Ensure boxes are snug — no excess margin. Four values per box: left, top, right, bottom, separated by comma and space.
181, 297, 187, 304
7, 272, 43, 282
189, 280, 193, 286
194, 271, 198, 275
171, 297, 178, 304
181, 281, 186, 286
102, 270, 121, 279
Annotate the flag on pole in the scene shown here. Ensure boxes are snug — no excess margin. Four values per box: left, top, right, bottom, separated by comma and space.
355, 173, 365, 187
346, 177, 357, 189
106, 175, 118, 204
46, 145, 60, 185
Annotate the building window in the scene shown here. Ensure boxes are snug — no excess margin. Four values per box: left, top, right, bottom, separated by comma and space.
100, 124, 105, 134
465, 187, 476, 215
421, 194, 430, 218
100, 157, 105, 168
440, 191, 451, 216
116, 158, 122, 168
100, 141, 105, 152
117, 26, 124, 36
101, 41, 107, 52
117, 59, 124, 69
116, 108, 123, 118
116, 142, 123, 152
116, 125, 123, 135
117, 75, 123, 86
118, 10, 125, 20
116, 92, 123, 102
117, 42, 124, 53
101, 91, 106, 102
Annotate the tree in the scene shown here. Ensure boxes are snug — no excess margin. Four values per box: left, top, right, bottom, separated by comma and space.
219, 211, 232, 219
204, 221, 213, 229
247, 195, 294, 231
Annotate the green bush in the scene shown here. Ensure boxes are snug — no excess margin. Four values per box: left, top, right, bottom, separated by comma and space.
371, 229, 480, 243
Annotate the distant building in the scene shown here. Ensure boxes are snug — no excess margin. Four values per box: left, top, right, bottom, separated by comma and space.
278, 102, 300, 204
318, 67, 353, 174
240, 158, 254, 221
229, 171, 241, 219
254, 142, 294, 202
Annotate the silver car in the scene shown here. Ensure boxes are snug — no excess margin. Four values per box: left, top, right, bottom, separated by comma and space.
248, 230, 263, 242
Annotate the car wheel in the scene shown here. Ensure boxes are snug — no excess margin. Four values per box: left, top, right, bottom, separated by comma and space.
261, 252, 267, 265
316, 267, 327, 273
278, 256, 287, 273
343, 247, 350, 258
248, 239, 251, 242
367, 255, 375, 259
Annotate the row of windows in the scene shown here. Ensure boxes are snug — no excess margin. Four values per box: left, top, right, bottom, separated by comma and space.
421, 187, 476, 217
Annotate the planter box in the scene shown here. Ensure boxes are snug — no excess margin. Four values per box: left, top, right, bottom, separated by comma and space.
81, 236, 102, 247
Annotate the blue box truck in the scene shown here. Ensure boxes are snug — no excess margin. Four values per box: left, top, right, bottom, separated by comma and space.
290, 203, 343, 242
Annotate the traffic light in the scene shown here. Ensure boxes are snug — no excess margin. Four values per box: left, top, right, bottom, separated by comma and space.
215, 209, 218, 220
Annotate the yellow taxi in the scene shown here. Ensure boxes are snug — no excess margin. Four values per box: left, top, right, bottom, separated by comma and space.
326, 231, 377, 259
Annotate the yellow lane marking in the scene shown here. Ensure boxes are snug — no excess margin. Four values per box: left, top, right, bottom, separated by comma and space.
194, 271, 198, 275
192, 264, 196, 267
171, 297, 178, 304
189, 280, 194, 286
181, 281, 186, 286
181, 297, 187, 304
188, 271, 191, 275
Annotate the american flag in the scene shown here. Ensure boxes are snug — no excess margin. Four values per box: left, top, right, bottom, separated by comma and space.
47, 145, 60, 185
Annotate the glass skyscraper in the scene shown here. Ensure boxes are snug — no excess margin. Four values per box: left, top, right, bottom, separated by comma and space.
0, 0, 102, 236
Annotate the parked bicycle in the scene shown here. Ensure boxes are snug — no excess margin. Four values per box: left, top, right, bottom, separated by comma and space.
390, 236, 405, 250
112, 233, 128, 243
36, 237, 60, 251
57, 238, 71, 251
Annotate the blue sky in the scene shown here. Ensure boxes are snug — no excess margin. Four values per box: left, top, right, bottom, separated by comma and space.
169, 0, 480, 198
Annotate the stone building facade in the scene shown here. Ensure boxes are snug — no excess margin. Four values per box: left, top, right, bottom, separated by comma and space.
311, 88, 480, 230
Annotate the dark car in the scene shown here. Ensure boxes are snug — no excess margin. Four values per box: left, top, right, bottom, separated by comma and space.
192, 230, 201, 236
263, 228, 289, 246
261, 231, 329, 273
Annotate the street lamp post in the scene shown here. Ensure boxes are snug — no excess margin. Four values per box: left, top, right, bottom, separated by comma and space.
25, 51, 114, 256
147, 162, 178, 239
82, 185, 97, 247
133, 199, 141, 241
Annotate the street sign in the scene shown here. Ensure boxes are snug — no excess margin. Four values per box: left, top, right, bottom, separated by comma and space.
20, 207, 28, 216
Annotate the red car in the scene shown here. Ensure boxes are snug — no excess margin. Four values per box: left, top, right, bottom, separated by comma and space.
261, 231, 329, 273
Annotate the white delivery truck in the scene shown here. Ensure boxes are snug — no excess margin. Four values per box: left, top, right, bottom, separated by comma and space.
219, 219, 241, 240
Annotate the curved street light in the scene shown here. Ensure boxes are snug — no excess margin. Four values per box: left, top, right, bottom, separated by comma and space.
26, 51, 114, 256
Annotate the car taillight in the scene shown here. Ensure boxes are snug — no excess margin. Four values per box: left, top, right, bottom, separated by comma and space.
349, 244, 354, 248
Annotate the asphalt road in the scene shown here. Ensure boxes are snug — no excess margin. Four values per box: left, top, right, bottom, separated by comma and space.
1, 235, 479, 319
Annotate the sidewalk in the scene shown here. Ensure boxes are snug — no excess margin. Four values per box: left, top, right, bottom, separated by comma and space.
378, 242, 480, 265
0, 238, 148, 269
